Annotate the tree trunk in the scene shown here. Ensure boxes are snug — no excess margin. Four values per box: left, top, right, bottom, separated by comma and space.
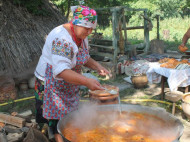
66, 0, 71, 19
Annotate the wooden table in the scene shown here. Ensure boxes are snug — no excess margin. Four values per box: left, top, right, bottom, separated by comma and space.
161, 76, 189, 100
147, 63, 190, 100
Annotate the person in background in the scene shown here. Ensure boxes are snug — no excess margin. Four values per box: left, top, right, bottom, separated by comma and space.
178, 27, 190, 53
180, 27, 190, 47
34, 5, 110, 142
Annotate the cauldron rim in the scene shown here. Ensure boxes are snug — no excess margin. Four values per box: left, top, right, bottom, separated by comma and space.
57, 104, 184, 142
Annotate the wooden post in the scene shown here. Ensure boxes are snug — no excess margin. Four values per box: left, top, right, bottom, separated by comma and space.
122, 9, 127, 50
111, 9, 119, 79
172, 103, 176, 115
143, 9, 150, 54
156, 15, 160, 40
161, 76, 166, 100
185, 86, 189, 93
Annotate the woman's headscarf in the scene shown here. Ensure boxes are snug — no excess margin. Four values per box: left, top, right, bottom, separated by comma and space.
71, 5, 97, 29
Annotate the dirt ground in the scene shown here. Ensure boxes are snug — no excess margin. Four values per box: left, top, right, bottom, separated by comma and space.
1, 74, 190, 142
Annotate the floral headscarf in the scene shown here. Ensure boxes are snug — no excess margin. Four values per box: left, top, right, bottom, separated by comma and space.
71, 5, 97, 29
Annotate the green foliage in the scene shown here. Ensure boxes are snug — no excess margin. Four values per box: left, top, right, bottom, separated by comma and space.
51, 0, 80, 18
155, 0, 186, 18
129, 0, 158, 17
0, 99, 35, 113
13, 0, 49, 16
85, 0, 133, 8
129, 0, 189, 19
50, 0, 134, 19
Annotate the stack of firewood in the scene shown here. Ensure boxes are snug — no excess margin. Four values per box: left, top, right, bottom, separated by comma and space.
0, 110, 49, 142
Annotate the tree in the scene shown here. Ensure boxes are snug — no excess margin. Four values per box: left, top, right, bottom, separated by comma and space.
51, 0, 190, 20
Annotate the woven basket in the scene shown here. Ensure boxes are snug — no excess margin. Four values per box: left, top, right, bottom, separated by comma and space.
131, 75, 148, 88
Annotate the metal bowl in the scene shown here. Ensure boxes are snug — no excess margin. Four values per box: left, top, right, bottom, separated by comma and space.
89, 84, 119, 100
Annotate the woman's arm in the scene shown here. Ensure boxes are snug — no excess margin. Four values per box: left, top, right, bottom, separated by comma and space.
57, 69, 103, 90
84, 57, 111, 76
181, 28, 190, 46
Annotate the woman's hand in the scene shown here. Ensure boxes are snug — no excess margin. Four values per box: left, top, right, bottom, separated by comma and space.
180, 43, 185, 47
178, 44, 188, 53
97, 66, 112, 77
58, 70, 104, 90
84, 58, 112, 77
85, 78, 104, 91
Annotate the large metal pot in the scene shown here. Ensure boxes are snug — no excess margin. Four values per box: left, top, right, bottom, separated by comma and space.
57, 104, 183, 142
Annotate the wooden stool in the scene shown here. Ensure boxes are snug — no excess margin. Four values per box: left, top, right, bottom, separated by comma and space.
165, 91, 183, 115
161, 76, 189, 100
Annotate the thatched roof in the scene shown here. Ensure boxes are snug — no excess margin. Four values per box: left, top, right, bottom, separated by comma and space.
0, 0, 67, 75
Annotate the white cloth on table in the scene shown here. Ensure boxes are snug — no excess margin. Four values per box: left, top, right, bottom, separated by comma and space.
124, 60, 150, 76
146, 62, 190, 91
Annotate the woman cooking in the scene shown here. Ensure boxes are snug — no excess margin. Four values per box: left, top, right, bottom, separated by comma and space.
34, 5, 110, 142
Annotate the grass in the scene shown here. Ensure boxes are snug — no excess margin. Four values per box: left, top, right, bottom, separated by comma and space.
0, 89, 36, 113
0, 98, 35, 114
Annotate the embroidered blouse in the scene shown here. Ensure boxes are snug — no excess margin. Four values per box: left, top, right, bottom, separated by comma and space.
34, 25, 89, 81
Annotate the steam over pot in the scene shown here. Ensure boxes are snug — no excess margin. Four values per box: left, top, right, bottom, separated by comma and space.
57, 104, 183, 142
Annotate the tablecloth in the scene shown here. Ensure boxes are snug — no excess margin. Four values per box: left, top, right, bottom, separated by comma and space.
146, 62, 190, 91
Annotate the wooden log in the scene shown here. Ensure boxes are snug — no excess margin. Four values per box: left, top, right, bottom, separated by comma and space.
90, 52, 114, 59
89, 44, 114, 50
122, 26, 144, 30
89, 39, 121, 46
96, 39, 113, 45
3, 125, 29, 133
18, 110, 32, 117
0, 113, 25, 128
7, 132, 24, 142
125, 43, 145, 52
16, 110, 33, 122
25, 122, 38, 128
4, 126, 22, 133
0, 132, 8, 142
